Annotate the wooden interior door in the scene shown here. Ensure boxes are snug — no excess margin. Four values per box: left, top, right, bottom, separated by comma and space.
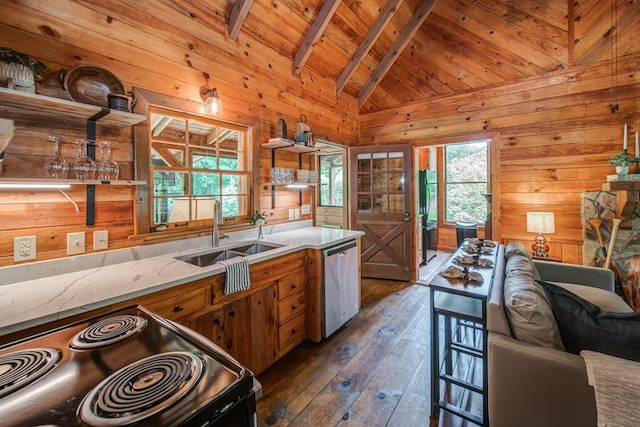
350, 145, 413, 280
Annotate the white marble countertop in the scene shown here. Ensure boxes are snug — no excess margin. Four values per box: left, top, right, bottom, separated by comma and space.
0, 221, 363, 335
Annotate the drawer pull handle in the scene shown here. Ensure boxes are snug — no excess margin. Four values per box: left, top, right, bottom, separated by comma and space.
173, 305, 184, 313
292, 328, 298, 334
213, 318, 220, 326
292, 305, 298, 310
290, 284, 298, 289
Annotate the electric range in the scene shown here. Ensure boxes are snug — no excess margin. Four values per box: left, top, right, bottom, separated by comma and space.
0, 305, 259, 426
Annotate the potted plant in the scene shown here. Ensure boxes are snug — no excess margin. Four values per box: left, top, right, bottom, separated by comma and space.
249, 210, 268, 239
609, 151, 634, 175
0, 47, 51, 92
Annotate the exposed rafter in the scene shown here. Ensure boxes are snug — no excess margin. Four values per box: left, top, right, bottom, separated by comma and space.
292, 0, 341, 75
227, 0, 254, 40
336, 0, 405, 96
358, 0, 438, 108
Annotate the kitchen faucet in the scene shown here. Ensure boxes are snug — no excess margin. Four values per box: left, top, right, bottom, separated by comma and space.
212, 199, 228, 247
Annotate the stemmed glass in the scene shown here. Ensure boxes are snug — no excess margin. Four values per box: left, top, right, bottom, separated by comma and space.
71, 139, 95, 181
95, 141, 119, 181
43, 135, 70, 179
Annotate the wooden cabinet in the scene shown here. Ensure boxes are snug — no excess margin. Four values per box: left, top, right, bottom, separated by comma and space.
276, 269, 307, 357
110, 251, 308, 374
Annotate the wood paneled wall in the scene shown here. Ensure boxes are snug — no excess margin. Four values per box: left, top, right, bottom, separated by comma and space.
361, 55, 640, 261
0, 0, 358, 266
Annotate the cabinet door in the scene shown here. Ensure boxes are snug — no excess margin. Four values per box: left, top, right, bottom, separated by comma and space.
185, 308, 225, 352
224, 297, 251, 368
250, 286, 278, 374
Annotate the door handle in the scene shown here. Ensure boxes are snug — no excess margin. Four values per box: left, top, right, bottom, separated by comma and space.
403, 212, 411, 222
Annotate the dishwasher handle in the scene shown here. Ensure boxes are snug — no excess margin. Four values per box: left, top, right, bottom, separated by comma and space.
323, 240, 358, 257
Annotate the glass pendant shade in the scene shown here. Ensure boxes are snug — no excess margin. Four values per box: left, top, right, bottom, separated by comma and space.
203, 88, 223, 115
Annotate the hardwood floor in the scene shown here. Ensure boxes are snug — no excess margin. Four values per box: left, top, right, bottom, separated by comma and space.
256, 252, 477, 427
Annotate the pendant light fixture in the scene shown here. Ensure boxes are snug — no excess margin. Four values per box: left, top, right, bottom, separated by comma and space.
200, 87, 224, 116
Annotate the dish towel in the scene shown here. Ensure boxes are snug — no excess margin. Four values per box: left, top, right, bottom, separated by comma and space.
219, 257, 251, 295
581, 350, 640, 427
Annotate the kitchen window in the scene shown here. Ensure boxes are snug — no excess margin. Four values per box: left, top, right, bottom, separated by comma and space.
444, 140, 489, 223
150, 108, 250, 227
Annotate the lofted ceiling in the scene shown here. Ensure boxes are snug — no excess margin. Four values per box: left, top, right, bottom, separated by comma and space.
217, 0, 582, 114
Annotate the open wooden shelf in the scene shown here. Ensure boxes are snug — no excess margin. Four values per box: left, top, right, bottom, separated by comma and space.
262, 138, 320, 154
0, 87, 147, 127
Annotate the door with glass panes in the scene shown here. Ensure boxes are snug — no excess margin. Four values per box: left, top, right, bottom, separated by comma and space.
350, 145, 413, 280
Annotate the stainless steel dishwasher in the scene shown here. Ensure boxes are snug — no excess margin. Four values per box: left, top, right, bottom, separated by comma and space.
322, 239, 360, 338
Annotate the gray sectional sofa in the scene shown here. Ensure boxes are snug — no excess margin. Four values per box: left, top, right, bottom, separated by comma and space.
487, 242, 633, 427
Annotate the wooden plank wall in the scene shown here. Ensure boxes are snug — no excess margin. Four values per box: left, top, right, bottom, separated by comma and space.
0, 0, 359, 266
360, 54, 640, 261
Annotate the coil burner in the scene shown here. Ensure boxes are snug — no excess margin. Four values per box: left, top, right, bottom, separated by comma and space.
0, 348, 60, 398
78, 351, 203, 426
70, 315, 147, 350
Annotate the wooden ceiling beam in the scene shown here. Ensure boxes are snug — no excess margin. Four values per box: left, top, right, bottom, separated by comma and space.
227, 0, 254, 41
336, 0, 405, 96
358, 0, 438, 108
293, 0, 342, 75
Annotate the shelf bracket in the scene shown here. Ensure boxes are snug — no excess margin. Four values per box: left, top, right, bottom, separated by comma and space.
86, 108, 110, 226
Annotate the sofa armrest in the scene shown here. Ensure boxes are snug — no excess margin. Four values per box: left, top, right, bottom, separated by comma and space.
534, 260, 614, 292
488, 333, 596, 427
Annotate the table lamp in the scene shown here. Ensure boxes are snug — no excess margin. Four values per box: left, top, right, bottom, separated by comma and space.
526, 212, 555, 257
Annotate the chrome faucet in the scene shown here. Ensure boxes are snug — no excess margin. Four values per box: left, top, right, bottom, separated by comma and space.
212, 199, 228, 247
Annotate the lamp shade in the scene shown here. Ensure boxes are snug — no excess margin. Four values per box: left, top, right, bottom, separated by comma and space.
526, 212, 555, 234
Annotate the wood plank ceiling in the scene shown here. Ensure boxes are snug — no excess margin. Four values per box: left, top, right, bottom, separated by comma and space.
66, 0, 634, 116
216, 0, 581, 114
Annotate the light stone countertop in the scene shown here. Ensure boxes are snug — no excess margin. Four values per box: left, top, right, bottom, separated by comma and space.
0, 221, 363, 336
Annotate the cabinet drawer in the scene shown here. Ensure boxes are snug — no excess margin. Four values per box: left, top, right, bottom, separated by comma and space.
278, 314, 305, 356
146, 287, 207, 320
277, 270, 306, 301
278, 293, 306, 325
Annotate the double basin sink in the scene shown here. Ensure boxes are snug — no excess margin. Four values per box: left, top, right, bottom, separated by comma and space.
175, 242, 283, 267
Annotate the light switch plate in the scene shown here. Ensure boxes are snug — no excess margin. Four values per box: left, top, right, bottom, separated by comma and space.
294, 208, 300, 219
301, 204, 311, 214
94, 230, 108, 250
67, 232, 86, 255
14, 236, 36, 262
288, 209, 295, 220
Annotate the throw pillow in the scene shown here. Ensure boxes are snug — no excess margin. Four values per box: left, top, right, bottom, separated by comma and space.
503, 254, 564, 350
538, 280, 640, 362
505, 241, 540, 280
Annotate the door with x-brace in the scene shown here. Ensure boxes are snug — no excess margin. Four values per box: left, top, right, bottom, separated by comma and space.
350, 144, 413, 281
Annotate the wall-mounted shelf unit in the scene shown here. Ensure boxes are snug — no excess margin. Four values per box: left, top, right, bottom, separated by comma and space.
262, 139, 319, 208
0, 87, 148, 225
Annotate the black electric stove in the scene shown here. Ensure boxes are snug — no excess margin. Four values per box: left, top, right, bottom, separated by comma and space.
0, 305, 259, 426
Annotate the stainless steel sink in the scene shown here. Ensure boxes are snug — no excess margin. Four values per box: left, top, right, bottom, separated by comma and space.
175, 242, 283, 267
230, 242, 282, 255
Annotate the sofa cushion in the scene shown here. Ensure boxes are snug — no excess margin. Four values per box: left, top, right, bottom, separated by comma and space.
505, 241, 540, 280
503, 252, 565, 350
538, 280, 640, 362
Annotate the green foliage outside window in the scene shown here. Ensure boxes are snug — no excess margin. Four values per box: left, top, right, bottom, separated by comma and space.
445, 141, 488, 223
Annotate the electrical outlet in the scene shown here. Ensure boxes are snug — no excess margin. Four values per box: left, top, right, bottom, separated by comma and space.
294, 208, 300, 219
14, 236, 36, 262
94, 230, 109, 250
288, 209, 295, 220
301, 204, 311, 214
67, 232, 86, 255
